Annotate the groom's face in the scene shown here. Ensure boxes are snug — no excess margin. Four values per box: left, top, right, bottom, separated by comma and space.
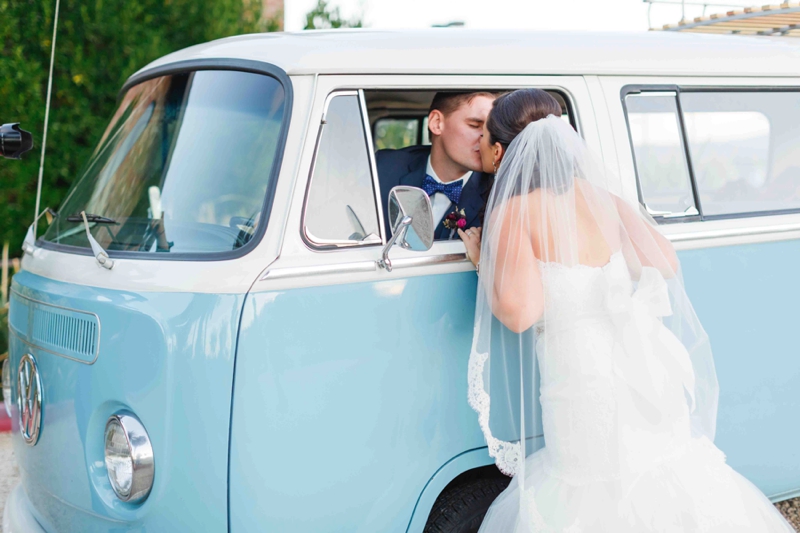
431, 95, 495, 173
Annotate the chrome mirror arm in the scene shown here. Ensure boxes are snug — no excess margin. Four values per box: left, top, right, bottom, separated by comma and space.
377, 215, 411, 273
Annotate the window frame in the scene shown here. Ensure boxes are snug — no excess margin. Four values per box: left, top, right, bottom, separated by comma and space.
297, 80, 586, 265
301, 89, 386, 251
622, 84, 800, 223
621, 85, 702, 224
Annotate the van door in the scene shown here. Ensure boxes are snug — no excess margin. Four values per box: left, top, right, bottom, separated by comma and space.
228, 75, 597, 532
598, 75, 800, 501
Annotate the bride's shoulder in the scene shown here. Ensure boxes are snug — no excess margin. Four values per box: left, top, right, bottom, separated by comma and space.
491, 192, 538, 216
488, 191, 543, 231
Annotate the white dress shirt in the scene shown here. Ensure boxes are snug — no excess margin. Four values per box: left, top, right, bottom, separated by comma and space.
426, 157, 473, 228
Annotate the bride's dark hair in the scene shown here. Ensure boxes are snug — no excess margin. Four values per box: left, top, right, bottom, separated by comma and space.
487, 89, 571, 195
486, 89, 563, 148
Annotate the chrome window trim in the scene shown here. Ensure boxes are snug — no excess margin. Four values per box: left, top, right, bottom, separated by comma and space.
621, 87, 701, 222
666, 220, 800, 243
360, 89, 387, 245
301, 90, 384, 250
260, 252, 468, 281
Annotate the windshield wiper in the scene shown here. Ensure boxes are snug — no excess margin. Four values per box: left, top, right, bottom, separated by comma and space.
66, 213, 119, 224
78, 211, 114, 269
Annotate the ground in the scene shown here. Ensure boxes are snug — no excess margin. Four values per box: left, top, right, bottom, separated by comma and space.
0, 432, 797, 529
0, 433, 20, 520
778, 498, 800, 531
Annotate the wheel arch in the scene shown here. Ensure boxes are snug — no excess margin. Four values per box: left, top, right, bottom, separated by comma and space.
406, 447, 507, 533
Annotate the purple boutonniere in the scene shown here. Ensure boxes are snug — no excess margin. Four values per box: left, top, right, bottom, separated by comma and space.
443, 208, 467, 231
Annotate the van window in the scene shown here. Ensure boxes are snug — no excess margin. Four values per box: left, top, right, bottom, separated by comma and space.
304, 93, 381, 247
374, 117, 430, 150
368, 90, 573, 151
624, 92, 697, 218
42, 69, 287, 255
375, 118, 418, 150
624, 87, 800, 221
681, 91, 800, 217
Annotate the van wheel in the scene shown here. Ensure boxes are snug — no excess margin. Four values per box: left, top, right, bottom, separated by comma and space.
423, 475, 511, 533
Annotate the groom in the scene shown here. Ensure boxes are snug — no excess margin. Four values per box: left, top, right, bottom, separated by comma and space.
376, 91, 497, 240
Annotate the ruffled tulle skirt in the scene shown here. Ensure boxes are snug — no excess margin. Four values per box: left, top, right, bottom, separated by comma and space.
479, 436, 796, 532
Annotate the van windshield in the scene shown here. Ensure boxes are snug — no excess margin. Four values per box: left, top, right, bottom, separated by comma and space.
42, 69, 286, 256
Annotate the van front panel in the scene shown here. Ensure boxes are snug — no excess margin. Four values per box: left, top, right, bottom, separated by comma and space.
7, 271, 241, 531
229, 273, 487, 532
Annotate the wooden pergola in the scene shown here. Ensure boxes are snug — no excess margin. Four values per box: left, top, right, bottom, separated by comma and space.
660, 3, 800, 36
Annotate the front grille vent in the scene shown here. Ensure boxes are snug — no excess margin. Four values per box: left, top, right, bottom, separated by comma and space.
32, 307, 98, 361
9, 290, 100, 364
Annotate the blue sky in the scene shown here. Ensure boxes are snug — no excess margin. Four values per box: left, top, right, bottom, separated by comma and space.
284, 0, 761, 32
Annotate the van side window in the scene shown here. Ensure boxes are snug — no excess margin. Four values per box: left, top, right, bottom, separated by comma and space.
681, 91, 800, 217
374, 117, 430, 150
624, 87, 800, 221
304, 93, 381, 248
624, 92, 698, 219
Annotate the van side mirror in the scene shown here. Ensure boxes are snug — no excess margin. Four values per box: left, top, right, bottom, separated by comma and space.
378, 186, 434, 272
0, 123, 34, 159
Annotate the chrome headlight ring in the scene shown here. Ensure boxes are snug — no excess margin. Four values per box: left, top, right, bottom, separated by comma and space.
104, 413, 155, 503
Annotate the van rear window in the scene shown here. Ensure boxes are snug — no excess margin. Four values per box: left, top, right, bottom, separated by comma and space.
624, 87, 800, 220
42, 69, 286, 256
681, 91, 798, 217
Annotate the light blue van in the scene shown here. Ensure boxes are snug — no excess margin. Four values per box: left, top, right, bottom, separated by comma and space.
3, 29, 800, 532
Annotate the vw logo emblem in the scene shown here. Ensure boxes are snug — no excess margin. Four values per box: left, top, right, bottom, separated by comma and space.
17, 353, 43, 446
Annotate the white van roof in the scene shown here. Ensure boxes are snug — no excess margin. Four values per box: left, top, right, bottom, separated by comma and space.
136, 29, 800, 79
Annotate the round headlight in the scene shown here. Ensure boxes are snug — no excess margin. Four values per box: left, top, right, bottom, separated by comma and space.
2, 358, 11, 417
104, 413, 154, 503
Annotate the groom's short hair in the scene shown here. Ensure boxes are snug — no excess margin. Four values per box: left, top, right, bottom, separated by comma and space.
429, 91, 499, 118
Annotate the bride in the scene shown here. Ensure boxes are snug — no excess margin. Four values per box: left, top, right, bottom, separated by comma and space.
458, 89, 795, 532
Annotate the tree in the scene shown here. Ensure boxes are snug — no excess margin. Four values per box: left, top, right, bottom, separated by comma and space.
304, 0, 362, 30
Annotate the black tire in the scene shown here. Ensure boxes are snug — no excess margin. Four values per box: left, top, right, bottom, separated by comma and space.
423, 475, 511, 533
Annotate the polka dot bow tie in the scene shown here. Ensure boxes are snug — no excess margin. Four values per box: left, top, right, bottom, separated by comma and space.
422, 175, 463, 205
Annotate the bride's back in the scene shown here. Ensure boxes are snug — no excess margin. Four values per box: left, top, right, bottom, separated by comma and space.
526, 179, 621, 269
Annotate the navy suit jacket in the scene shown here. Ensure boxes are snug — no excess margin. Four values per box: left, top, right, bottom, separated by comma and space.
375, 145, 493, 240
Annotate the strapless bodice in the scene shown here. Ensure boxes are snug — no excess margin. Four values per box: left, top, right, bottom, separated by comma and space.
536, 251, 630, 328
532, 251, 697, 484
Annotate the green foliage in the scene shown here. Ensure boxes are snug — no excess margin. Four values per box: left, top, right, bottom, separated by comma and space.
374, 118, 420, 150
0, 0, 272, 254
304, 0, 362, 30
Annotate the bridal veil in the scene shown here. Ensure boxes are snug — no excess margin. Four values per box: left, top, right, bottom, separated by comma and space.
467, 115, 721, 528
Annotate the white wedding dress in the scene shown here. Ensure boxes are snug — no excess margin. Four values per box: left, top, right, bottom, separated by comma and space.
477, 251, 795, 532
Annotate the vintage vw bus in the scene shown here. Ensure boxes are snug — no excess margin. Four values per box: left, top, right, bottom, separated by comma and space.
4, 29, 800, 532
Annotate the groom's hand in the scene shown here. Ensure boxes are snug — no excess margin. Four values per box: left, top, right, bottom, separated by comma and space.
458, 226, 482, 268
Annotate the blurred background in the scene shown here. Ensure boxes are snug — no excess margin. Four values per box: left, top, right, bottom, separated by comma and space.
0, 0, 781, 358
